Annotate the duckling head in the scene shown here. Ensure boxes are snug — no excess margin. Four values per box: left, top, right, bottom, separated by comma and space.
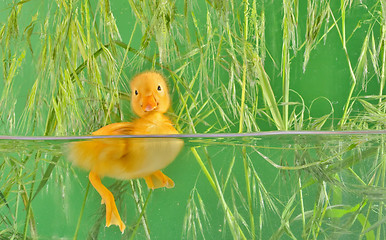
130, 71, 171, 117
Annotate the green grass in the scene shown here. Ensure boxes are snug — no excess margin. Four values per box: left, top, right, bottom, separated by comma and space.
1, 0, 386, 239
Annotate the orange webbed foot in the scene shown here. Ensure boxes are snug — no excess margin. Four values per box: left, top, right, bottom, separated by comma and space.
144, 170, 175, 189
89, 171, 126, 233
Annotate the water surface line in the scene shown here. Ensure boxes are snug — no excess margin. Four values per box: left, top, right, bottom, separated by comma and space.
1, 130, 386, 140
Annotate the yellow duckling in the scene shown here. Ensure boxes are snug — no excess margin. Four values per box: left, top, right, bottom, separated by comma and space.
67, 71, 183, 233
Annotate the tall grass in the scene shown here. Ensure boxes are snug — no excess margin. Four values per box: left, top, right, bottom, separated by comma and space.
0, 0, 386, 239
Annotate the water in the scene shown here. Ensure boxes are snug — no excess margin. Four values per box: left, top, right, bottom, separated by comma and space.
0, 131, 385, 239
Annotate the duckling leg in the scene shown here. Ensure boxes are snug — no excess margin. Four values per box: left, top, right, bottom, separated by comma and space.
144, 170, 175, 189
88, 171, 126, 233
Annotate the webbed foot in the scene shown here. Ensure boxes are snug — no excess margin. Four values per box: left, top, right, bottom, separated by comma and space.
89, 171, 126, 233
144, 170, 175, 189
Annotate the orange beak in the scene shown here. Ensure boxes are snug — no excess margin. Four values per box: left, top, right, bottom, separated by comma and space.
142, 95, 157, 112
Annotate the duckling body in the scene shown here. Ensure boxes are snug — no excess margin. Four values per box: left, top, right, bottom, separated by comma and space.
67, 71, 183, 233
71, 112, 182, 180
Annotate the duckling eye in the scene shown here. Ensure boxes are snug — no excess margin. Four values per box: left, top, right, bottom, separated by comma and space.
134, 90, 138, 95
157, 85, 162, 91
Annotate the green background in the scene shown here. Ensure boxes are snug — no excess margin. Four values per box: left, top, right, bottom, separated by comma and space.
1, 0, 386, 239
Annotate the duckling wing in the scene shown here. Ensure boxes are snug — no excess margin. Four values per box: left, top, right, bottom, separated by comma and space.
92, 122, 133, 135
67, 122, 136, 176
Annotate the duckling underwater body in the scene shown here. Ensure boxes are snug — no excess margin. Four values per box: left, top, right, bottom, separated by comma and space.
67, 71, 184, 233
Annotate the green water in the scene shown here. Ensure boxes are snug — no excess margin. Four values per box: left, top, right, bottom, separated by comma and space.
0, 132, 385, 239
1, 0, 386, 239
